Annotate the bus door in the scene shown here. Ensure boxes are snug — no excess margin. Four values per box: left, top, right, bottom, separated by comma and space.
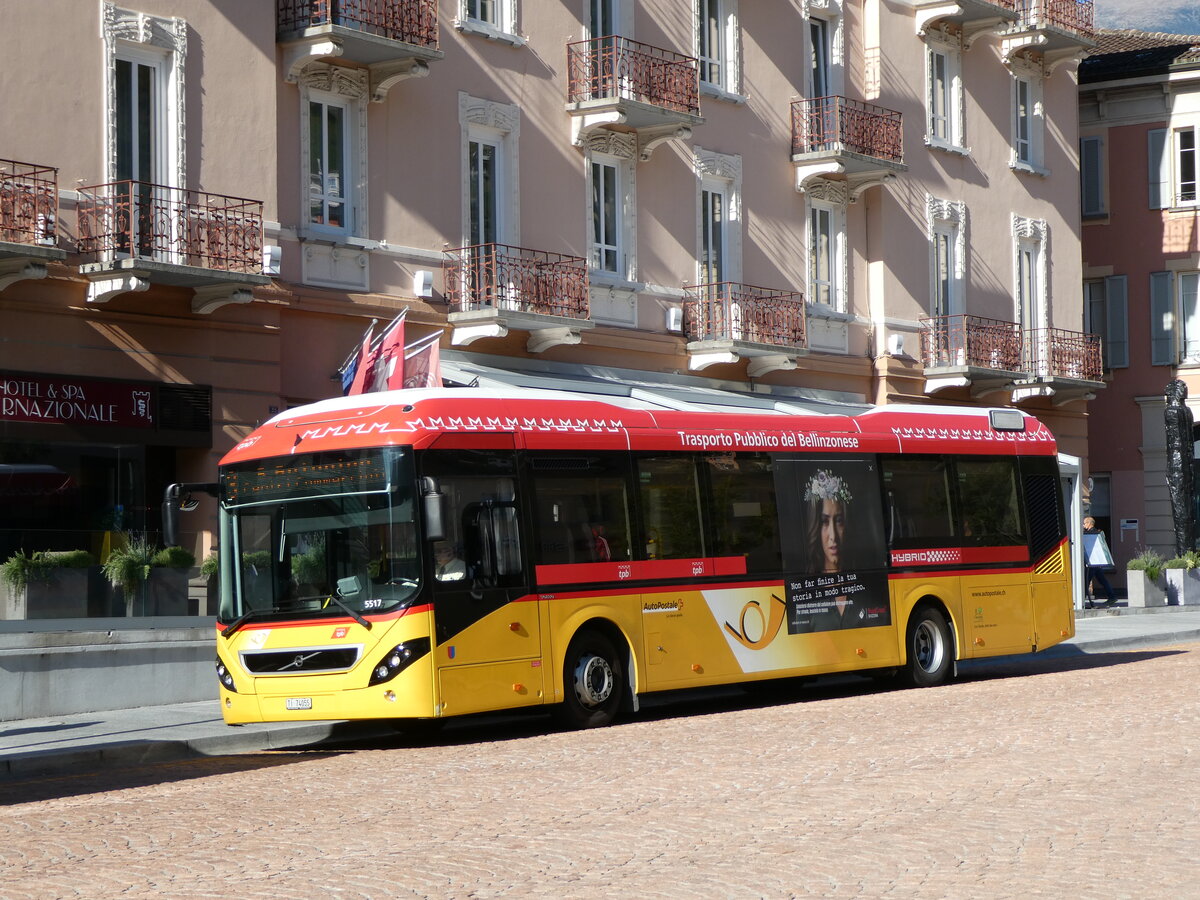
419, 443, 542, 716
956, 457, 1034, 656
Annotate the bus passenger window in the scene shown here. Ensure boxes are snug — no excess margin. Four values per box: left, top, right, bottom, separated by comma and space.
707, 453, 781, 574
881, 457, 954, 544
956, 458, 1025, 544
529, 455, 632, 566
637, 457, 705, 560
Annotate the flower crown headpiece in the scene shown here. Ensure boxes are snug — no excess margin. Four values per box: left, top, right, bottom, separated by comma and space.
804, 469, 852, 504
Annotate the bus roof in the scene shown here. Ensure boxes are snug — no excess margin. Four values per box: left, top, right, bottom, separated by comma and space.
220, 387, 1057, 466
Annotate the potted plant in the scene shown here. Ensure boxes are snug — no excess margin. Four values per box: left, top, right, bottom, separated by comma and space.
103, 537, 196, 616
1164, 550, 1200, 606
1, 549, 96, 619
1126, 549, 1167, 608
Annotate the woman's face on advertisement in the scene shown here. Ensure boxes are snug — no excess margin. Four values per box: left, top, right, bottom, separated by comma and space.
821, 499, 845, 571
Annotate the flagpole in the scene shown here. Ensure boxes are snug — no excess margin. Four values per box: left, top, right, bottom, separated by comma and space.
337, 318, 377, 373
371, 308, 408, 351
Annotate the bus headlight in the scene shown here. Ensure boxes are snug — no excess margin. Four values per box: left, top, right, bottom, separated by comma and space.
368, 637, 431, 686
216, 656, 238, 693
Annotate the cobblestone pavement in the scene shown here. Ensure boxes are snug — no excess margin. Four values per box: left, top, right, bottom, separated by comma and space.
2, 647, 1199, 899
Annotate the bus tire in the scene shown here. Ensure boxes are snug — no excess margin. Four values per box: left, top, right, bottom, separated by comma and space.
556, 630, 623, 729
904, 606, 952, 688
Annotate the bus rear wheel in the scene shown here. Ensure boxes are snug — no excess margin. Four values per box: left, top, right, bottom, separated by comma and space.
556, 630, 624, 729
904, 606, 952, 688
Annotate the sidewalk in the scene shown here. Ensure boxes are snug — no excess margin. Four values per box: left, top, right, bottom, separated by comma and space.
4, 605, 1200, 780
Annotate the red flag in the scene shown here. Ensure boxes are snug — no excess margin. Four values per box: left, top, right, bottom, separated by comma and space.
345, 324, 375, 395
403, 333, 443, 388
371, 314, 406, 392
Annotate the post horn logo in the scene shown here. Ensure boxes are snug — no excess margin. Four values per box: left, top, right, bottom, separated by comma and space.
723, 594, 788, 650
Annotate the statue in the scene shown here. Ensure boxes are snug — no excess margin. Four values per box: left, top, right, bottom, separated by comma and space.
1164, 379, 1195, 557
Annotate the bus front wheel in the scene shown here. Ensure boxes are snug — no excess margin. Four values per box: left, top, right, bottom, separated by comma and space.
904, 606, 952, 688
556, 630, 623, 729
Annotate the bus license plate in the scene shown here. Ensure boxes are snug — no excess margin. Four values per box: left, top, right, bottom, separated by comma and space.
286, 697, 312, 710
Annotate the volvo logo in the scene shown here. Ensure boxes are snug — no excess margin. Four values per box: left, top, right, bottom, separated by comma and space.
278, 651, 320, 671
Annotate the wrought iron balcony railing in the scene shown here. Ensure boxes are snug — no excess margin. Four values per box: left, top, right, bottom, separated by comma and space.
1023, 328, 1102, 381
567, 36, 700, 117
791, 96, 903, 163
444, 243, 590, 319
684, 283, 807, 350
1015, 0, 1094, 39
77, 181, 264, 274
277, 0, 439, 47
0, 159, 57, 247
921, 315, 1023, 372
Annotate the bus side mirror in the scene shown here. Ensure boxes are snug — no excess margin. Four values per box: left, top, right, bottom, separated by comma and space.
162, 482, 219, 547
422, 477, 446, 542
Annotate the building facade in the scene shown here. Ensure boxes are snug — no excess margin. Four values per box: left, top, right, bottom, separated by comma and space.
1, 0, 1095, 619
1079, 30, 1200, 579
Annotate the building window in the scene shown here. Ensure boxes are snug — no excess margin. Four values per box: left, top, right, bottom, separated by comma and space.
926, 38, 963, 151
1013, 216, 1047, 354
590, 157, 623, 275
1011, 70, 1044, 173
810, 16, 830, 99
102, 7, 186, 189
695, 148, 741, 286
299, 68, 368, 239
1080, 135, 1104, 216
808, 186, 846, 313
696, 0, 740, 96
1177, 127, 1198, 204
1085, 276, 1128, 369
459, 93, 520, 247
456, 0, 520, 43
308, 96, 350, 231
1181, 271, 1200, 363
927, 197, 965, 319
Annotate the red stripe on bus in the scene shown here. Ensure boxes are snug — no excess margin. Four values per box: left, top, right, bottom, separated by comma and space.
534, 556, 749, 586
889, 545, 1029, 567
216, 602, 434, 633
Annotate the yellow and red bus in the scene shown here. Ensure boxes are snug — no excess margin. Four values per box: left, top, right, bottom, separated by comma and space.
188, 388, 1072, 729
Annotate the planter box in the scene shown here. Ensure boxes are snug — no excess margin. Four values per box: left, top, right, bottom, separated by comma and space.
1165, 568, 1200, 606
117, 568, 191, 616
1127, 572, 1168, 608
1, 567, 103, 619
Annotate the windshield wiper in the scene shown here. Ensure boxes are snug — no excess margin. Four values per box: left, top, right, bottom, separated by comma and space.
324, 592, 372, 630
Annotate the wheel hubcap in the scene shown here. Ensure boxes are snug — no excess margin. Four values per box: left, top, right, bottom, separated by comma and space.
572, 653, 614, 708
914, 620, 944, 673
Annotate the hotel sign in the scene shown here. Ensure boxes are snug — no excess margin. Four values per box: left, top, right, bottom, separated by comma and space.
0, 373, 154, 428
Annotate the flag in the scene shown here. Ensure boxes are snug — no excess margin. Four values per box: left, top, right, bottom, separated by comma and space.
344, 322, 375, 396
368, 311, 407, 392
403, 332, 443, 388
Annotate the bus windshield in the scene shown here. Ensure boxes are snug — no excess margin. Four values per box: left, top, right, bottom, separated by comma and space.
217, 449, 419, 623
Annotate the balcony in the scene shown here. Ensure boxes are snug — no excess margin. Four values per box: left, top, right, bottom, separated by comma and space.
920, 315, 1026, 397
444, 243, 594, 352
0, 159, 66, 291
1002, 0, 1095, 69
1012, 327, 1104, 402
277, 0, 442, 99
791, 96, 906, 194
77, 181, 270, 312
683, 283, 808, 376
566, 37, 703, 159
913, 0, 1019, 46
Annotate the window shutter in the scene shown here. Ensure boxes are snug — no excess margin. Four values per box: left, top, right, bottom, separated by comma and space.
1149, 129, 1170, 209
1104, 275, 1128, 368
1150, 270, 1174, 365
1081, 137, 1103, 216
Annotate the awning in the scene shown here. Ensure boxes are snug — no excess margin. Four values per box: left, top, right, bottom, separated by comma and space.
439, 350, 870, 416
